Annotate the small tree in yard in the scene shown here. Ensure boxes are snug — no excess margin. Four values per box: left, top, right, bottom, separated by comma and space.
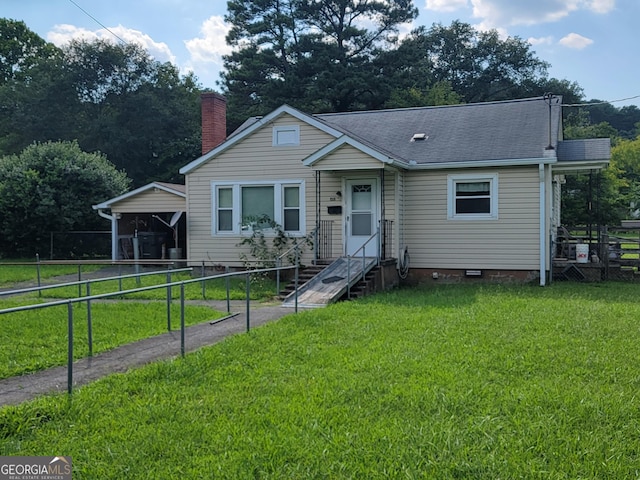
0, 140, 131, 257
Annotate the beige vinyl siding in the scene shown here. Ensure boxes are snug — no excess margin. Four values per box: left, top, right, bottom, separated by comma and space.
312, 144, 386, 170
185, 114, 335, 266
316, 172, 344, 259
382, 170, 397, 258
404, 167, 540, 270
395, 169, 405, 262
111, 190, 185, 214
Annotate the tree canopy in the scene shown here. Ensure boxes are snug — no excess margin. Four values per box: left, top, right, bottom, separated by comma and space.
0, 20, 202, 187
222, 0, 418, 128
0, 141, 131, 257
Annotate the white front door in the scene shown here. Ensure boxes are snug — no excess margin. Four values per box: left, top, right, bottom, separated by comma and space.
345, 178, 378, 257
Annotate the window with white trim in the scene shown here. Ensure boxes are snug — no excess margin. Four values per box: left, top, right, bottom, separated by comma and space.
216, 186, 234, 232
272, 125, 300, 146
447, 174, 498, 220
212, 181, 305, 235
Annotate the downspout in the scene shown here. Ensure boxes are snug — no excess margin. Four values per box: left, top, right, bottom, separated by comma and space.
97, 209, 118, 261
315, 171, 320, 262
539, 163, 546, 286
380, 168, 385, 260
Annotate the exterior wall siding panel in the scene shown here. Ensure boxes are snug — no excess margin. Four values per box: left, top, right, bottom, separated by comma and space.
186, 114, 335, 266
112, 190, 185, 214
404, 167, 540, 270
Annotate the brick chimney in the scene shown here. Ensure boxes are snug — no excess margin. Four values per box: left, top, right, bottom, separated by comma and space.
201, 92, 227, 155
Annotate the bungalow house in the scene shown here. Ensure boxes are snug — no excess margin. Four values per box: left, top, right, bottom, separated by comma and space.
178, 94, 609, 291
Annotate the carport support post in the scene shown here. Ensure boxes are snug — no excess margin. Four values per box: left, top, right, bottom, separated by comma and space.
67, 301, 74, 395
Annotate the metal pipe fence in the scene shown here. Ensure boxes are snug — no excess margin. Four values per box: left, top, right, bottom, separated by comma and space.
0, 265, 299, 395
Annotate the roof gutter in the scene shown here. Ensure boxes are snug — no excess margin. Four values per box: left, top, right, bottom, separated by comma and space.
405, 156, 557, 170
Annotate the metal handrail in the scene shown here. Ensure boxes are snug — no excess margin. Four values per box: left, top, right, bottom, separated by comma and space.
346, 228, 380, 299
0, 267, 193, 298
0, 266, 293, 316
0, 264, 299, 396
347, 228, 380, 260
274, 226, 317, 295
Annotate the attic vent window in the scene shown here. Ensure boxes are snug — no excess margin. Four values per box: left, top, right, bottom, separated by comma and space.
411, 133, 428, 142
273, 125, 300, 146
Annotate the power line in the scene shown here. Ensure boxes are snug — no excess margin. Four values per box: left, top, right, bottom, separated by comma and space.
68, 0, 128, 45
562, 94, 640, 107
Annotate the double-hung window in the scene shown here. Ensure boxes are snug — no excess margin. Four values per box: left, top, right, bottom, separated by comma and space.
212, 181, 305, 235
447, 174, 498, 220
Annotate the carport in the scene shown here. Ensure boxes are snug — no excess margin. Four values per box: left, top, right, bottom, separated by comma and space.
93, 182, 186, 261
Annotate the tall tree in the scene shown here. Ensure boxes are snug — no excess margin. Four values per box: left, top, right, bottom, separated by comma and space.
61, 39, 202, 186
386, 21, 564, 104
0, 20, 72, 153
0, 29, 203, 187
223, 0, 418, 128
0, 141, 130, 257
0, 18, 59, 84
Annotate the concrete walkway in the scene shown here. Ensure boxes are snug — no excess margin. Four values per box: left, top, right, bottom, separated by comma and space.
0, 300, 296, 407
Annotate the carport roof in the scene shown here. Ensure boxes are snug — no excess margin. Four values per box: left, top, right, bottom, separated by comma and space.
92, 182, 186, 210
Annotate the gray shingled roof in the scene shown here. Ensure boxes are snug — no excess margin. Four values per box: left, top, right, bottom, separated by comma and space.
315, 96, 563, 165
557, 138, 611, 163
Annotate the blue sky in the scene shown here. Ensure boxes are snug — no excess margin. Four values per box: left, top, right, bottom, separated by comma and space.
4, 0, 639, 108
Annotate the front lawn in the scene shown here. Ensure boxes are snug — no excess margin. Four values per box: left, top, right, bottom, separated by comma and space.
1, 282, 639, 478
0, 301, 225, 379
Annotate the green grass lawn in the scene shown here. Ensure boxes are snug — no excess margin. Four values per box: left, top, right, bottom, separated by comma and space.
1, 264, 278, 301
26, 272, 278, 301
0, 261, 103, 286
1, 282, 640, 478
0, 301, 225, 379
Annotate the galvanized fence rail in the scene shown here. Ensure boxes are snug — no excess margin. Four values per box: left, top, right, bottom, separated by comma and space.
0, 265, 299, 395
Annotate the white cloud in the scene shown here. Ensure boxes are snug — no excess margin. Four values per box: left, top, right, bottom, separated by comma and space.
587, 0, 615, 14
528, 36, 554, 46
47, 24, 176, 64
558, 32, 594, 49
425, 0, 468, 12
185, 16, 231, 64
182, 15, 231, 85
468, 0, 614, 27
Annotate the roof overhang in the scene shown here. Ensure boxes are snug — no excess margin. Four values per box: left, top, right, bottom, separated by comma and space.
179, 104, 344, 175
92, 182, 186, 210
552, 160, 609, 173
553, 138, 611, 173
303, 135, 407, 170
405, 156, 557, 170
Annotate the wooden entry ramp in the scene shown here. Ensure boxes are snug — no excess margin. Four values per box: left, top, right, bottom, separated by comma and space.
282, 256, 378, 308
